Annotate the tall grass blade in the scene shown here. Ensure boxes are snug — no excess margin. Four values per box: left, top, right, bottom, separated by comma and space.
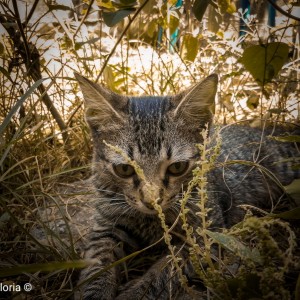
0, 78, 47, 136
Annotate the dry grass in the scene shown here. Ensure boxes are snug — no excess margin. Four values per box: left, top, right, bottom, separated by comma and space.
0, 0, 299, 299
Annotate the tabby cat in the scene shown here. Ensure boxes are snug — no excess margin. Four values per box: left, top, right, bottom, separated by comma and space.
75, 73, 299, 300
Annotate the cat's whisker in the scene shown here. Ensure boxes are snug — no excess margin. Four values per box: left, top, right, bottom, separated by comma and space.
112, 206, 133, 227
97, 189, 125, 197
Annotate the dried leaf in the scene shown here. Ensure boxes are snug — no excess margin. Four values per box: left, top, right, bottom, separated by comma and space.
247, 95, 259, 110
207, 5, 222, 33
181, 34, 198, 62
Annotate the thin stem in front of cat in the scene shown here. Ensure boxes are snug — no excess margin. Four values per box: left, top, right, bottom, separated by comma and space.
195, 128, 216, 269
180, 126, 222, 274
103, 140, 193, 294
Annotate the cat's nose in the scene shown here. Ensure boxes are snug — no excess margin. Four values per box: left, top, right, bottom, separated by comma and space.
142, 200, 154, 210
141, 198, 162, 210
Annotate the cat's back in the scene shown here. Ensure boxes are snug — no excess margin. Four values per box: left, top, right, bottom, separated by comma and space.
208, 123, 300, 226
216, 123, 300, 184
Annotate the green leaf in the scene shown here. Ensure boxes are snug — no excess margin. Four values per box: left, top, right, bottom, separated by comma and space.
284, 179, 300, 204
119, 0, 138, 7
146, 19, 157, 38
103, 65, 115, 90
268, 108, 288, 114
0, 66, 13, 83
169, 15, 179, 35
206, 230, 263, 264
207, 5, 222, 33
271, 207, 300, 220
218, 0, 236, 14
240, 42, 289, 85
192, 0, 211, 22
75, 37, 102, 50
0, 212, 10, 229
0, 42, 4, 55
102, 9, 135, 27
48, 4, 73, 11
181, 34, 198, 62
0, 260, 95, 277
97, 0, 114, 9
246, 95, 259, 110
268, 135, 300, 143
226, 274, 262, 298
0, 212, 10, 222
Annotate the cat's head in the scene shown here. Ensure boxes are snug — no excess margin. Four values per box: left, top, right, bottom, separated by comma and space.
76, 73, 217, 216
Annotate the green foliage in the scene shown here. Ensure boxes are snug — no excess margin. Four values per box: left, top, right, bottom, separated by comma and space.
0, 79, 46, 137
192, 0, 211, 22
181, 33, 199, 62
217, 0, 236, 14
284, 180, 300, 203
102, 9, 135, 26
269, 135, 300, 143
240, 42, 289, 85
206, 230, 263, 264
0, 261, 94, 277
272, 207, 300, 220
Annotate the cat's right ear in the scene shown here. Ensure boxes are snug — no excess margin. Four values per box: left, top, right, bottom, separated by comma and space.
171, 74, 218, 125
75, 73, 127, 128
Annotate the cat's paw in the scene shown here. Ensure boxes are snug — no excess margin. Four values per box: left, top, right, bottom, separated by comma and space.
80, 281, 117, 300
116, 290, 149, 300
117, 278, 140, 295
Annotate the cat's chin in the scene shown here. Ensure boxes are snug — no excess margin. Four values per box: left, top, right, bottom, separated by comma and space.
125, 195, 163, 215
134, 203, 159, 215
134, 202, 173, 216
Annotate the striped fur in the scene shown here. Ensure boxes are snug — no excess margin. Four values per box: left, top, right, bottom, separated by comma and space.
75, 73, 299, 299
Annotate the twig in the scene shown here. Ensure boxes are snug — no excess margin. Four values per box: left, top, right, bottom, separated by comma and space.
12, 0, 30, 63
25, 0, 40, 26
266, 0, 300, 22
73, 0, 95, 39
0, 11, 72, 158
96, 0, 151, 82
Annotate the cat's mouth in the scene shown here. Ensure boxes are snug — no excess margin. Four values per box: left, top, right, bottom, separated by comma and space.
126, 195, 172, 215
125, 196, 158, 215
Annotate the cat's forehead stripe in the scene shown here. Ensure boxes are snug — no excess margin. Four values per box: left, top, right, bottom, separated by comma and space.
128, 96, 170, 117
127, 96, 171, 156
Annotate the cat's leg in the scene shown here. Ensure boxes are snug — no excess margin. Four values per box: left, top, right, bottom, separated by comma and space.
116, 256, 175, 300
116, 254, 198, 300
79, 237, 121, 300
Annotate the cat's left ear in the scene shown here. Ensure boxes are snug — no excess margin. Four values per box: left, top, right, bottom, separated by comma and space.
75, 73, 127, 128
172, 74, 218, 121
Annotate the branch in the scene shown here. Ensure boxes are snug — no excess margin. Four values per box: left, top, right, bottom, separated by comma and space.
25, 0, 40, 26
95, 0, 151, 82
0, 13, 73, 158
12, 0, 30, 63
73, 0, 95, 39
266, 0, 300, 22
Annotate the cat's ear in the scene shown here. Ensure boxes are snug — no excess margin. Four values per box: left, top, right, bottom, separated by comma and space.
75, 73, 127, 127
172, 74, 218, 122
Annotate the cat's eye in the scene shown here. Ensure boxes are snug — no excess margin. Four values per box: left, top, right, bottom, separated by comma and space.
113, 164, 135, 178
167, 161, 189, 176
